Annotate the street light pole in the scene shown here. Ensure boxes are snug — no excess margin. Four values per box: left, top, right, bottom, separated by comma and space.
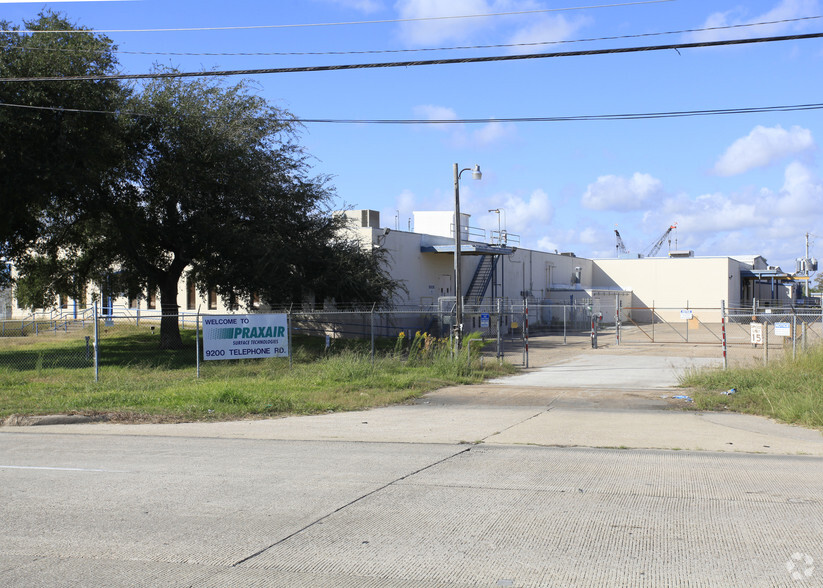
454, 163, 482, 353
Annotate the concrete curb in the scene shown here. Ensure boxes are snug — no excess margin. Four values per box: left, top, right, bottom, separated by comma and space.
2, 414, 107, 427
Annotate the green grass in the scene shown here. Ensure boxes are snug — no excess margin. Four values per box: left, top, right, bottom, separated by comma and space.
0, 329, 514, 422
680, 346, 823, 430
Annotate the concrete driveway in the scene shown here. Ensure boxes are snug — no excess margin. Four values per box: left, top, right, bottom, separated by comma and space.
2, 343, 823, 586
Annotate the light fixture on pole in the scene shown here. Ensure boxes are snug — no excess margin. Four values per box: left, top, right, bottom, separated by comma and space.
454, 163, 482, 353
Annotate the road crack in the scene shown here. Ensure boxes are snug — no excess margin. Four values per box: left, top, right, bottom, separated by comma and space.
231, 445, 473, 567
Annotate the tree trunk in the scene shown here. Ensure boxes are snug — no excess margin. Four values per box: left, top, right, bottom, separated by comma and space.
158, 277, 183, 349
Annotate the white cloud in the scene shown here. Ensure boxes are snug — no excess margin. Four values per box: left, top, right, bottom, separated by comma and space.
395, 0, 492, 45
713, 125, 814, 176
581, 173, 664, 211
578, 227, 599, 245
766, 161, 823, 215
413, 104, 516, 147
537, 236, 561, 252
470, 121, 517, 147
503, 189, 554, 228
655, 160, 823, 237
394, 0, 589, 49
412, 104, 458, 122
667, 192, 764, 233
689, 0, 820, 42
506, 15, 589, 54
396, 188, 417, 212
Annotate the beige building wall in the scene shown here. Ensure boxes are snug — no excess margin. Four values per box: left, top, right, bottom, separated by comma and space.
593, 257, 739, 321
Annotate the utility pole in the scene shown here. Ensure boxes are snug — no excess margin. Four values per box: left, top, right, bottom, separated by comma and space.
806, 232, 811, 298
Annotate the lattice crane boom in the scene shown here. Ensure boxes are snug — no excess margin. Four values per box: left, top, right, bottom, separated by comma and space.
645, 223, 677, 257
614, 229, 629, 257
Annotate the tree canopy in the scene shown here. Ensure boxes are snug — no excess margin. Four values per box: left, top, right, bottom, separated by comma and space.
2, 12, 400, 348
0, 12, 127, 262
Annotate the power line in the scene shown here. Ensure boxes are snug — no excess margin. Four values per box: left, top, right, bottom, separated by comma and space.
296, 103, 823, 123
3, 31, 823, 83
0, 0, 673, 34
10, 15, 821, 58
3, 99, 823, 123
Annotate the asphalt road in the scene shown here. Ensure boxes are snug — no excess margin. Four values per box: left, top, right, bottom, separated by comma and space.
2, 349, 823, 586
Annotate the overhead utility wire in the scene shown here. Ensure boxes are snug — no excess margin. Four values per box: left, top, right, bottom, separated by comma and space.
0, 0, 673, 34
3, 31, 823, 83
296, 103, 823, 123
13, 15, 821, 58
3, 100, 823, 123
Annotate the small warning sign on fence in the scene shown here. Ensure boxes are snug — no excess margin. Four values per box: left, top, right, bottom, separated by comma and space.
750, 323, 763, 345
774, 322, 792, 337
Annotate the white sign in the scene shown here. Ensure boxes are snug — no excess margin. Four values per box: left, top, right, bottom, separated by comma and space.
774, 322, 792, 337
680, 309, 693, 320
750, 323, 763, 345
203, 314, 288, 360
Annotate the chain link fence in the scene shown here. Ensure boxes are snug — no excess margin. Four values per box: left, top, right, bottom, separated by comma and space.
2, 301, 821, 380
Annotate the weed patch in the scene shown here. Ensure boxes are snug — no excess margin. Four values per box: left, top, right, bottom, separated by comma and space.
0, 331, 514, 422
681, 346, 823, 430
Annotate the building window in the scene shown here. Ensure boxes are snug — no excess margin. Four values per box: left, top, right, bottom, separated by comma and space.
208, 289, 217, 310
147, 289, 157, 310
186, 278, 196, 310
128, 296, 139, 309
59, 295, 68, 309
228, 292, 239, 311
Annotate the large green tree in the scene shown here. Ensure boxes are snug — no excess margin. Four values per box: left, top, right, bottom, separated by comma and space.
3, 14, 399, 348
102, 74, 395, 348
0, 11, 128, 267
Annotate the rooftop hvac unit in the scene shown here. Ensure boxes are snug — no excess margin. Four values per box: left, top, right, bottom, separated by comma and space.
360, 210, 380, 228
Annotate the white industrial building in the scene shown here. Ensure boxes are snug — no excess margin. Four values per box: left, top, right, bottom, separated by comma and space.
0, 209, 808, 325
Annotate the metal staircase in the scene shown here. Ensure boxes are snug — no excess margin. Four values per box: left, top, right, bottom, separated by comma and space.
464, 255, 498, 305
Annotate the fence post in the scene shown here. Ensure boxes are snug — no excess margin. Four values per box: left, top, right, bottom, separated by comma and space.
652, 301, 655, 343
287, 308, 293, 369
467, 339, 473, 371
763, 322, 769, 365
615, 293, 620, 346
802, 320, 807, 351
721, 300, 728, 370
792, 314, 797, 361
93, 301, 99, 382
370, 303, 375, 367
685, 300, 689, 343
590, 314, 598, 349
196, 308, 201, 379
524, 297, 529, 368
563, 304, 567, 345
496, 298, 503, 362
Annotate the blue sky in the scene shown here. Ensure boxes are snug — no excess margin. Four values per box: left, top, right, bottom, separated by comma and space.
3, 0, 823, 271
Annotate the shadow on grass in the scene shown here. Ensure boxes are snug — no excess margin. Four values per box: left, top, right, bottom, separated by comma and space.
0, 329, 198, 372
